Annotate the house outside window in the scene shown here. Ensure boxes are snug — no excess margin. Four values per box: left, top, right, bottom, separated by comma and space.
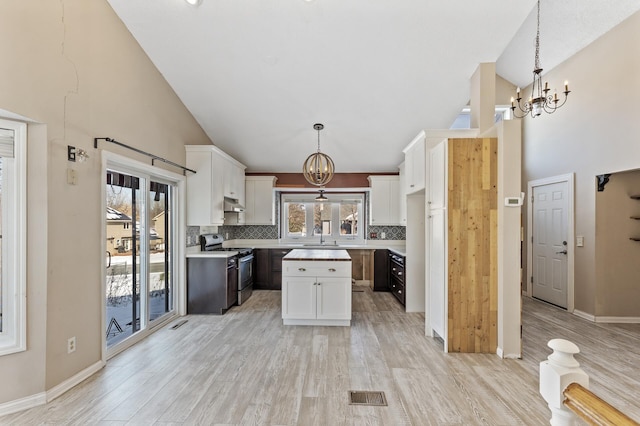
281, 193, 364, 244
0, 119, 27, 356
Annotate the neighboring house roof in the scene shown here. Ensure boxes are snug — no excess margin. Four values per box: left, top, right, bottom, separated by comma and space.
107, 206, 132, 222
152, 211, 165, 221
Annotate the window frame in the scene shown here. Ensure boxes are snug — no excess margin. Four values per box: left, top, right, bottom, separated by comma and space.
0, 119, 27, 356
280, 192, 365, 244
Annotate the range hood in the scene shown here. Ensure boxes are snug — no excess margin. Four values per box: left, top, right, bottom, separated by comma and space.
224, 197, 245, 212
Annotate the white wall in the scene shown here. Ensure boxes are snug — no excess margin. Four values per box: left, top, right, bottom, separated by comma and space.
0, 0, 211, 406
522, 11, 640, 316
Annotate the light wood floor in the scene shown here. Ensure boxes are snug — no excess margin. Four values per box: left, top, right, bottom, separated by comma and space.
2, 288, 639, 425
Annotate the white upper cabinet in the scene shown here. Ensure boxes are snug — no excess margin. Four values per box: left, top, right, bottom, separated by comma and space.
398, 162, 407, 226
223, 157, 246, 203
428, 139, 447, 209
368, 175, 400, 226
403, 131, 426, 194
185, 145, 245, 226
244, 176, 277, 225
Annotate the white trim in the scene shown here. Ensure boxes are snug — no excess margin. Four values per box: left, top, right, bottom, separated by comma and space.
101, 151, 186, 361
526, 173, 575, 312
0, 119, 27, 356
402, 130, 426, 154
572, 309, 595, 322
0, 359, 106, 416
0, 392, 46, 417
595, 316, 640, 324
572, 310, 640, 323
46, 360, 105, 402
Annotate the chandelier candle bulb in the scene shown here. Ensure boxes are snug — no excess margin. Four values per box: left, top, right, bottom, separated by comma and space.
564, 81, 569, 92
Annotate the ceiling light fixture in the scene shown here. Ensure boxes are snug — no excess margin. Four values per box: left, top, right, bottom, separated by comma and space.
302, 123, 335, 187
185, 0, 202, 6
511, 0, 570, 118
315, 190, 328, 201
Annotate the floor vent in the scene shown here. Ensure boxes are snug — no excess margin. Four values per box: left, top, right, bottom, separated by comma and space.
348, 391, 388, 406
170, 320, 188, 330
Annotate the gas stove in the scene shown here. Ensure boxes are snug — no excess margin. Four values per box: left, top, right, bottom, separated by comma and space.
199, 234, 253, 257
199, 233, 254, 306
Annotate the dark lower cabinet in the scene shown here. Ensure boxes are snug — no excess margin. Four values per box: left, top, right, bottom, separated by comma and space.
253, 248, 290, 290
270, 249, 290, 290
187, 258, 237, 314
254, 249, 271, 289
373, 249, 389, 291
389, 252, 406, 306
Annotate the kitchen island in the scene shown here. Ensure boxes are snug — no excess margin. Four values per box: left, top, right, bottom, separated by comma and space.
281, 249, 352, 326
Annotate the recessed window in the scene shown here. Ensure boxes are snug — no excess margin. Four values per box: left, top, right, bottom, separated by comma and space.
281, 193, 364, 243
0, 119, 27, 356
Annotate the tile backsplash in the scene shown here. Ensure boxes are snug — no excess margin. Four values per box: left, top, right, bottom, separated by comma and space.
186, 226, 201, 246
189, 224, 405, 242
219, 225, 278, 240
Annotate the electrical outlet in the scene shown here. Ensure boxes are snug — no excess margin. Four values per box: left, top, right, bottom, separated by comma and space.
67, 336, 76, 354
381, 232, 386, 239
225, 232, 229, 239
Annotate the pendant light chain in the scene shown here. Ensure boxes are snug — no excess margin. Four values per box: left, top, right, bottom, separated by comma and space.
534, 0, 541, 72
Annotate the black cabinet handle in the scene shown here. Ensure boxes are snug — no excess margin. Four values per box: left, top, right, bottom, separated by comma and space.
298, 268, 306, 271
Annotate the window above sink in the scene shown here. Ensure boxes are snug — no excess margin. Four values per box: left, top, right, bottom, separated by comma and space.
281, 192, 365, 245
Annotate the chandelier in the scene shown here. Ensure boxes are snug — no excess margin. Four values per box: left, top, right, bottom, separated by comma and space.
302, 123, 335, 186
511, 0, 570, 118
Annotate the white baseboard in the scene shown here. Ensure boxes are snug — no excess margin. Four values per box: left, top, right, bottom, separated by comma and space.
496, 347, 522, 359
594, 316, 640, 324
573, 310, 640, 324
0, 392, 46, 417
0, 360, 104, 417
573, 309, 596, 322
46, 360, 105, 402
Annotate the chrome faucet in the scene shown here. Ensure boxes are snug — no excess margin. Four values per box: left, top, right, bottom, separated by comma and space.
319, 231, 325, 245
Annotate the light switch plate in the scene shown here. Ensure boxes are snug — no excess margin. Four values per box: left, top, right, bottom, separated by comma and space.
576, 236, 584, 247
67, 168, 77, 185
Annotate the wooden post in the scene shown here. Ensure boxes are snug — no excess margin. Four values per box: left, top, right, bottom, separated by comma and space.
540, 339, 589, 425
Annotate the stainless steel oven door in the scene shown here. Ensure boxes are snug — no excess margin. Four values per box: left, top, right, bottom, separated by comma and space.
237, 254, 254, 305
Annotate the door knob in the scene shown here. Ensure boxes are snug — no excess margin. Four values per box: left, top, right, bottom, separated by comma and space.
556, 250, 568, 255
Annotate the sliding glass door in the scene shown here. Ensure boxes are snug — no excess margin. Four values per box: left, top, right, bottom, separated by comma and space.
105, 169, 175, 349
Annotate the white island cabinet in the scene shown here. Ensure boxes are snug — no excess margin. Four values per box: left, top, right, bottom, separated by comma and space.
282, 249, 352, 326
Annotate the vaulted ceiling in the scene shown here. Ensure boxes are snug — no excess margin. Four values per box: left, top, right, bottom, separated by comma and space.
108, 0, 640, 172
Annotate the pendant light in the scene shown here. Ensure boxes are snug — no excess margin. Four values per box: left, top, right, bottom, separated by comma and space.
302, 123, 335, 187
315, 190, 328, 201
511, 0, 570, 118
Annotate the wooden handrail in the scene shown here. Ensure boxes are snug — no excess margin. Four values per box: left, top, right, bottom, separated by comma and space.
563, 383, 640, 426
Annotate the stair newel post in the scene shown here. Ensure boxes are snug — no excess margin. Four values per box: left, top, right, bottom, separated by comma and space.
540, 339, 589, 426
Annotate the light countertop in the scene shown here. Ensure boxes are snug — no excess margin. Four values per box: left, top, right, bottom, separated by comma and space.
218, 239, 407, 257
185, 246, 239, 258
283, 249, 352, 261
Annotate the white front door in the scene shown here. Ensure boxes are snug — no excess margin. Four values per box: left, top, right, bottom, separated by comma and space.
532, 181, 569, 308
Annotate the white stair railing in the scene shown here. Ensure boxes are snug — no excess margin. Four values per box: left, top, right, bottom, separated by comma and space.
540, 338, 640, 426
